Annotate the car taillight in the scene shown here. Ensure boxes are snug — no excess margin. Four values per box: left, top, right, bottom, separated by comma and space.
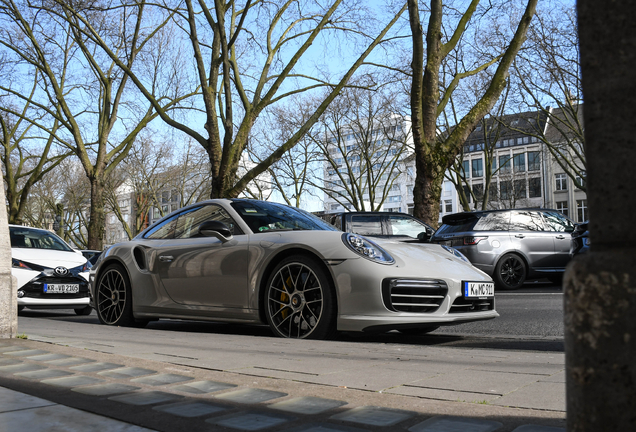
464, 236, 487, 245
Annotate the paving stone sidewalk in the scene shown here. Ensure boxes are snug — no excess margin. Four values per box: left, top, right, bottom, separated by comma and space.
0, 339, 566, 432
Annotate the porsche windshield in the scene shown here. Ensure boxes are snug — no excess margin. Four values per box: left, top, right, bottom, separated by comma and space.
9, 227, 74, 252
231, 200, 339, 234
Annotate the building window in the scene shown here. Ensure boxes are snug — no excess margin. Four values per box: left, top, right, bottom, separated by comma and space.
528, 177, 542, 198
555, 173, 568, 191
577, 200, 588, 222
556, 201, 568, 216
462, 160, 470, 178
500, 180, 512, 200
527, 151, 540, 171
463, 185, 472, 203
444, 200, 453, 213
514, 179, 527, 199
443, 181, 452, 197
575, 171, 586, 189
513, 153, 526, 172
499, 155, 511, 173
387, 195, 401, 203
472, 158, 483, 177
330, 204, 339, 210
473, 183, 484, 202
491, 157, 497, 174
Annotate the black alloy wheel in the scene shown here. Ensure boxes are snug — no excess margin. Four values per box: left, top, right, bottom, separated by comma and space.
74, 306, 93, 316
494, 253, 527, 290
95, 264, 146, 327
264, 256, 336, 339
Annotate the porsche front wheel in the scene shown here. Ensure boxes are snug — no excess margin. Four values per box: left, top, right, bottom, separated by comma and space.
264, 256, 336, 339
95, 264, 146, 327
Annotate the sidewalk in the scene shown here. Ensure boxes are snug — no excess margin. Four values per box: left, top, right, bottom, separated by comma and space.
0, 338, 565, 432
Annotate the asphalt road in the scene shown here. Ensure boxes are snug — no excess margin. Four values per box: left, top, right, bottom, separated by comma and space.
16, 281, 564, 353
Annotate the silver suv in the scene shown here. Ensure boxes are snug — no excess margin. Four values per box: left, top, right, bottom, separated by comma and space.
431, 209, 574, 289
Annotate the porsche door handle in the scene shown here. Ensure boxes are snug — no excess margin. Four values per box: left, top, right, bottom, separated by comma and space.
556, 235, 567, 240
159, 255, 174, 262
515, 234, 525, 239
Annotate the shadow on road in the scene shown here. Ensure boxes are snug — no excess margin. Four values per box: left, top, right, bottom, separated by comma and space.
19, 308, 563, 353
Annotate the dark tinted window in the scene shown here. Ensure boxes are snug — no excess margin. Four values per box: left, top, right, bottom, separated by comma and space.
510, 211, 545, 231
542, 211, 575, 232
174, 204, 243, 239
474, 212, 510, 231
231, 200, 337, 233
350, 215, 383, 235
436, 212, 510, 235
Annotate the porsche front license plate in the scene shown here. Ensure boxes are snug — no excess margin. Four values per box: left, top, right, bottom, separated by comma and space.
463, 281, 494, 298
44, 284, 79, 294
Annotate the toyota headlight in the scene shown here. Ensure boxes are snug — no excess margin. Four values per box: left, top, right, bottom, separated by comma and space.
342, 233, 394, 264
441, 245, 471, 263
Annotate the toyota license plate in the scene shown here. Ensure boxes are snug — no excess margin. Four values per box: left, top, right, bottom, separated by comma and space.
463, 281, 494, 298
44, 284, 79, 294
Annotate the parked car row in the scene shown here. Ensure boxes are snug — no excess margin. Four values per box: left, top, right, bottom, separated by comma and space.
10, 199, 586, 338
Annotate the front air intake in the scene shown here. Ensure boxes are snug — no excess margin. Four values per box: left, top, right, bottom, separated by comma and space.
382, 279, 448, 313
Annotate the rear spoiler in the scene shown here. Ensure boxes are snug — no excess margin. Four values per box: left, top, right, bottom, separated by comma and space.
441, 212, 480, 225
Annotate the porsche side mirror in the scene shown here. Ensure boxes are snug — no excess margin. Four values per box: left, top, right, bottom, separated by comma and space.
199, 221, 233, 243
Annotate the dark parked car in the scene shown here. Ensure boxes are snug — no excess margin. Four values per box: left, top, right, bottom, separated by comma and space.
570, 221, 589, 256
328, 212, 435, 242
431, 209, 575, 290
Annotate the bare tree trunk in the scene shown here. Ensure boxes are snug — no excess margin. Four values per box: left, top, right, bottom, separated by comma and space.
87, 177, 106, 250
408, 0, 537, 227
565, 1, 636, 430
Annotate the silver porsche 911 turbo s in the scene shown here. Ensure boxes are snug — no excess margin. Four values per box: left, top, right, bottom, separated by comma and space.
89, 199, 497, 339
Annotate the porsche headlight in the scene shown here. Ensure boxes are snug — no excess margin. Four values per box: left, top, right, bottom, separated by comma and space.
342, 233, 394, 264
441, 245, 471, 263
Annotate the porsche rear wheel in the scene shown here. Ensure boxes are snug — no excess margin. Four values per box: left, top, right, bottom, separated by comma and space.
96, 264, 146, 327
265, 256, 336, 339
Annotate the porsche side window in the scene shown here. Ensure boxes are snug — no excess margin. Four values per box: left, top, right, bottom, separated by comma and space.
174, 205, 243, 239
144, 213, 181, 239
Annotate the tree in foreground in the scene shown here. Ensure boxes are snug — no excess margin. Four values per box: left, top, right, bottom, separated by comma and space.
407, 0, 538, 226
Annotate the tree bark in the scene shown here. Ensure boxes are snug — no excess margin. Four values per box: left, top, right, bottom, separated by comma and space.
565, 1, 636, 430
87, 177, 106, 250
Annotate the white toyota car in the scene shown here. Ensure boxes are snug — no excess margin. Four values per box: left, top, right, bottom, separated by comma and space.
10, 225, 92, 315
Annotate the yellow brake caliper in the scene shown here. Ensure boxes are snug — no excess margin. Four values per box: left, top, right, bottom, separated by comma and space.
280, 276, 292, 319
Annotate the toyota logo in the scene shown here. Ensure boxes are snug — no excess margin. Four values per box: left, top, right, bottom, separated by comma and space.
54, 266, 69, 276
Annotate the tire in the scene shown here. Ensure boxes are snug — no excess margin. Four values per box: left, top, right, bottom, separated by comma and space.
494, 253, 527, 290
264, 255, 336, 339
95, 264, 147, 327
74, 306, 93, 316
397, 326, 440, 335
